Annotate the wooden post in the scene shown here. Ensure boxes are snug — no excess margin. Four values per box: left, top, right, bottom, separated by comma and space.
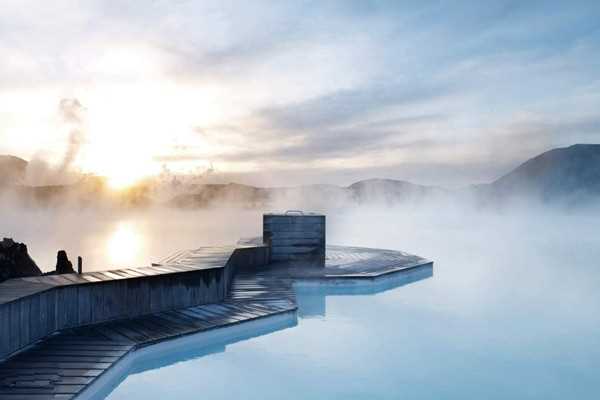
77, 256, 82, 274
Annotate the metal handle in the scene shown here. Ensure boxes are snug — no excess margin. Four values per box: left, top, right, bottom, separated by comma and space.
285, 210, 304, 215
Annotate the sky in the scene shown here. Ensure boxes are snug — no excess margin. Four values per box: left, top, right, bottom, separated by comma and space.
1, 0, 599, 187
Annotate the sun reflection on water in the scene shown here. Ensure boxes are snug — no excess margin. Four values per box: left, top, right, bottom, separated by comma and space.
107, 222, 142, 266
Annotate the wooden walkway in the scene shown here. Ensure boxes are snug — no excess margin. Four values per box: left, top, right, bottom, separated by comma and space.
0, 270, 296, 399
0, 246, 239, 363
0, 244, 430, 400
0, 246, 236, 307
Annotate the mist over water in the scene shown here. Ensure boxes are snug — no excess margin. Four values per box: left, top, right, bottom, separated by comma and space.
1, 201, 598, 277
2, 197, 599, 398
0, 207, 266, 271
86, 203, 600, 400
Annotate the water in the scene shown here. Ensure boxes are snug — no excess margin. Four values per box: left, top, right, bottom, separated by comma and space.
0, 208, 265, 271
92, 209, 600, 399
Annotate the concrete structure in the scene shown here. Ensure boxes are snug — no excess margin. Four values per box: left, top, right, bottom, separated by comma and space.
263, 211, 326, 265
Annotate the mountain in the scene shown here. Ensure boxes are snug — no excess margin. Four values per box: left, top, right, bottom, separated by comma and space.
0, 155, 27, 186
348, 179, 443, 204
1, 144, 599, 208
168, 179, 441, 209
479, 144, 600, 204
169, 183, 270, 208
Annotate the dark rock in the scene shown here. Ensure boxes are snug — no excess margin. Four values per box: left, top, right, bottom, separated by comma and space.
0, 238, 42, 283
55, 250, 74, 274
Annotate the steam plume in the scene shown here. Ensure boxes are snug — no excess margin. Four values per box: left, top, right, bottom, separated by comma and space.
57, 98, 86, 174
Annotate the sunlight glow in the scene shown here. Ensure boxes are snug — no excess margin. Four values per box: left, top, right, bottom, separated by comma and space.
71, 80, 230, 188
107, 222, 142, 266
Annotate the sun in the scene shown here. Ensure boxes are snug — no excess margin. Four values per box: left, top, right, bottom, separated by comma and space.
70, 74, 229, 187
103, 164, 148, 190
84, 150, 155, 190
106, 173, 140, 190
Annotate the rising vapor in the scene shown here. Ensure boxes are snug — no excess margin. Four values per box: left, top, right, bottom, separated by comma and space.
57, 98, 86, 175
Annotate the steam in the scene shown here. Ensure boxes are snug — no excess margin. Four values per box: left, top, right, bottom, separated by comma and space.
57, 98, 86, 175
24, 98, 86, 186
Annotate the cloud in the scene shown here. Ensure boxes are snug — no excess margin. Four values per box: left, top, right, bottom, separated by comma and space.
1, 1, 600, 186
257, 82, 453, 132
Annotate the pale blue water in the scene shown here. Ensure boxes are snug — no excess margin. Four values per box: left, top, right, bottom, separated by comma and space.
99, 212, 600, 399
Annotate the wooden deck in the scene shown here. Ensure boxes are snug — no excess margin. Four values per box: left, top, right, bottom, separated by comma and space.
0, 250, 235, 363
0, 245, 237, 307
251, 244, 433, 280
0, 244, 431, 400
0, 270, 296, 399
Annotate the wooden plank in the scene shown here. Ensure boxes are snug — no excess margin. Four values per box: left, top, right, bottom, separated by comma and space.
150, 314, 193, 333
113, 320, 155, 343
270, 238, 323, 246
264, 224, 324, 233
66, 287, 79, 329
22, 349, 128, 357
164, 311, 212, 329
148, 277, 163, 313
0, 394, 75, 399
119, 269, 144, 278
0, 368, 104, 377
55, 288, 66, 330
185, 306, 227, 321
2, 361, 113, 369
28, 293, 42, 342
79, 274, 102, 283
9, 301, 21, 355
263, 215, 324, 224
76, 286, 91, 326
106, 270, 134, 279
132, 317, 174, 338
59, 274, 86, 284
14, 355, 121, 364
0, 384, 86, 394
19, 297, 31, 352
263, 231, 324, 239
37, 292, 48, 344
42, 344, 132, 352
270, 246, 322, 254
0, 305, 9, 358
46, 290, 56, 335
85, 326, 134, 345
101, 271, 125, 281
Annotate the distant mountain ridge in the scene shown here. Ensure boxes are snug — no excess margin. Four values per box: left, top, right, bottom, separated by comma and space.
0, 155, 27, 186
168, 179, 442, 208
1, 144, 599, 207
476, 144, 600, 204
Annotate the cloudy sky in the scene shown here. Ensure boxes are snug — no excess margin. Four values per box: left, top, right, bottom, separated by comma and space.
1, 0, 599, 187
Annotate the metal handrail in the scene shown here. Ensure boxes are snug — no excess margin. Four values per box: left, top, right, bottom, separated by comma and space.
285, 210, 304, 215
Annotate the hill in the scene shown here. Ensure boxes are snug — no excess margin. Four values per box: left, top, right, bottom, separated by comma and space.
167, 179, 441, 209
1, 144, 599, 208
0, 155, 27, 186
480, 144, 600, 204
